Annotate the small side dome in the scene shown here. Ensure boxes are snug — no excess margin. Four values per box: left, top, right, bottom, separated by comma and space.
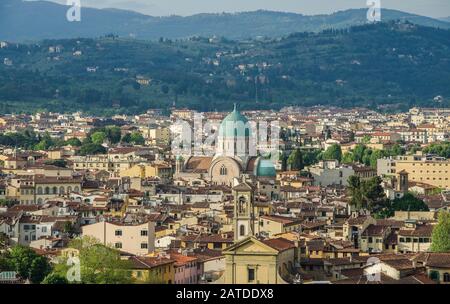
255, 158, 276, 177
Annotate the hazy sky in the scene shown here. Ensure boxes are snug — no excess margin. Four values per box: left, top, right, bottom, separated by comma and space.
40, 0, 450, 18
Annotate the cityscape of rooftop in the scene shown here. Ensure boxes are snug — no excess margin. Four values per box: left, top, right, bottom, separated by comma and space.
0, 0, 449, 300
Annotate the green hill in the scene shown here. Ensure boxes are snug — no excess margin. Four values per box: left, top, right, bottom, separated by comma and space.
1, 21, 450, 114
1, 0, 450, 41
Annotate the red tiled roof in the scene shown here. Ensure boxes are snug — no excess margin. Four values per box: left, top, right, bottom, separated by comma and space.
262, 238, 296, 252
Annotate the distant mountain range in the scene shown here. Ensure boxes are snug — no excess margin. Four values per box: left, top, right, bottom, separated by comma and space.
1, 0, 450, 41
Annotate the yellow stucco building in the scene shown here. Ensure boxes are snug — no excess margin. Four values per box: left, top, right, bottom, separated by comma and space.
377, 154, 450, 189
129, 256, 175, 284
119, 163, 172, 179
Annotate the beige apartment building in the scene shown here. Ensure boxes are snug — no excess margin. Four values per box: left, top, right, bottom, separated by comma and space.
119, 162, 172, 180
377, 154, 450, 189
397, 221, 434, 253
142, 126, 170, 145
71, 154, 148, 176
257, 215, 302, 237
82, 220, 155, 256
171, 108, 194, 120
6, 175, 82, 205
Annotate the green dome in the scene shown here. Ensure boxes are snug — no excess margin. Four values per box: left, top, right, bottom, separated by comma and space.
256, 159, 276, 177
218, 104, 251, 138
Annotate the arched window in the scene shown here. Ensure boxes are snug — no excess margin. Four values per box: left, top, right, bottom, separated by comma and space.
45, 187, 50, 195
238, 196, 246, 214
52, 186, 58, 195
37, 198, 43, 204
220, 165, 227, 176
37, 187, 43, 195
67, 186, 72, 193
444, 273, 450, 283
59, 186, 65, 195
239, 225, 245, 236
74, 186, 80, 193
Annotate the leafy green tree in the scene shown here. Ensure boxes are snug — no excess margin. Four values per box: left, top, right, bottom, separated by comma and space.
130, 132, 145, 145
9, 246, 37, 279
65, 138, 82, 147
41, 273, 69, 284
9, 246, 51, 283
44, 159, 68, 168
303, 149, 322, 166
361, 176, 388, 212
63, 221, 77, 236
391, 193, 429, 212
408, 143, 421, 154
121, 133, 132, 143
0, 251, 13, 270
82, 136, 93, 145
388, 144, 405, 157
279, 152, 288, 171
91, 131, 107, 145
369, 149, 385, 169
105, 126, 122, 144
342, 152, 354, 164
34, 133, 54, 151
287, 148, 304, 170
424, 142, 450, 158
325, 128, 332, 140
30, 256, 52, 283
352, 144, 367, 164
348, 175, 363, 209
361, 149, 372, 166
322, 144, 342, 162
79, 143, 107, 156
347, 176, 387, 212
431, 211, 450, 252
0, 199, 18, 208
362, 135, 372, 144
67, 236, 133, 284
0, 130, 40, 149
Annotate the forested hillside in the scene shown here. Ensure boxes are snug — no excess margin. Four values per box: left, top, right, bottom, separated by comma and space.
1, 21, 450, 114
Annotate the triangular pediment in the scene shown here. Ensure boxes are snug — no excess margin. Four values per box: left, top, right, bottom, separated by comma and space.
232, 181, 254, 191
223, 237, 278, 255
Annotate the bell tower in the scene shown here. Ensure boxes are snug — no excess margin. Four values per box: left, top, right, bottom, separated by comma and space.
232, 181, 255, 242
396, 170, 409, 193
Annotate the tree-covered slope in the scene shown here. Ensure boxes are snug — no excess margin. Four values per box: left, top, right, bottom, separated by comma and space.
0, 21, 449, 114
1, 0, 450, 41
